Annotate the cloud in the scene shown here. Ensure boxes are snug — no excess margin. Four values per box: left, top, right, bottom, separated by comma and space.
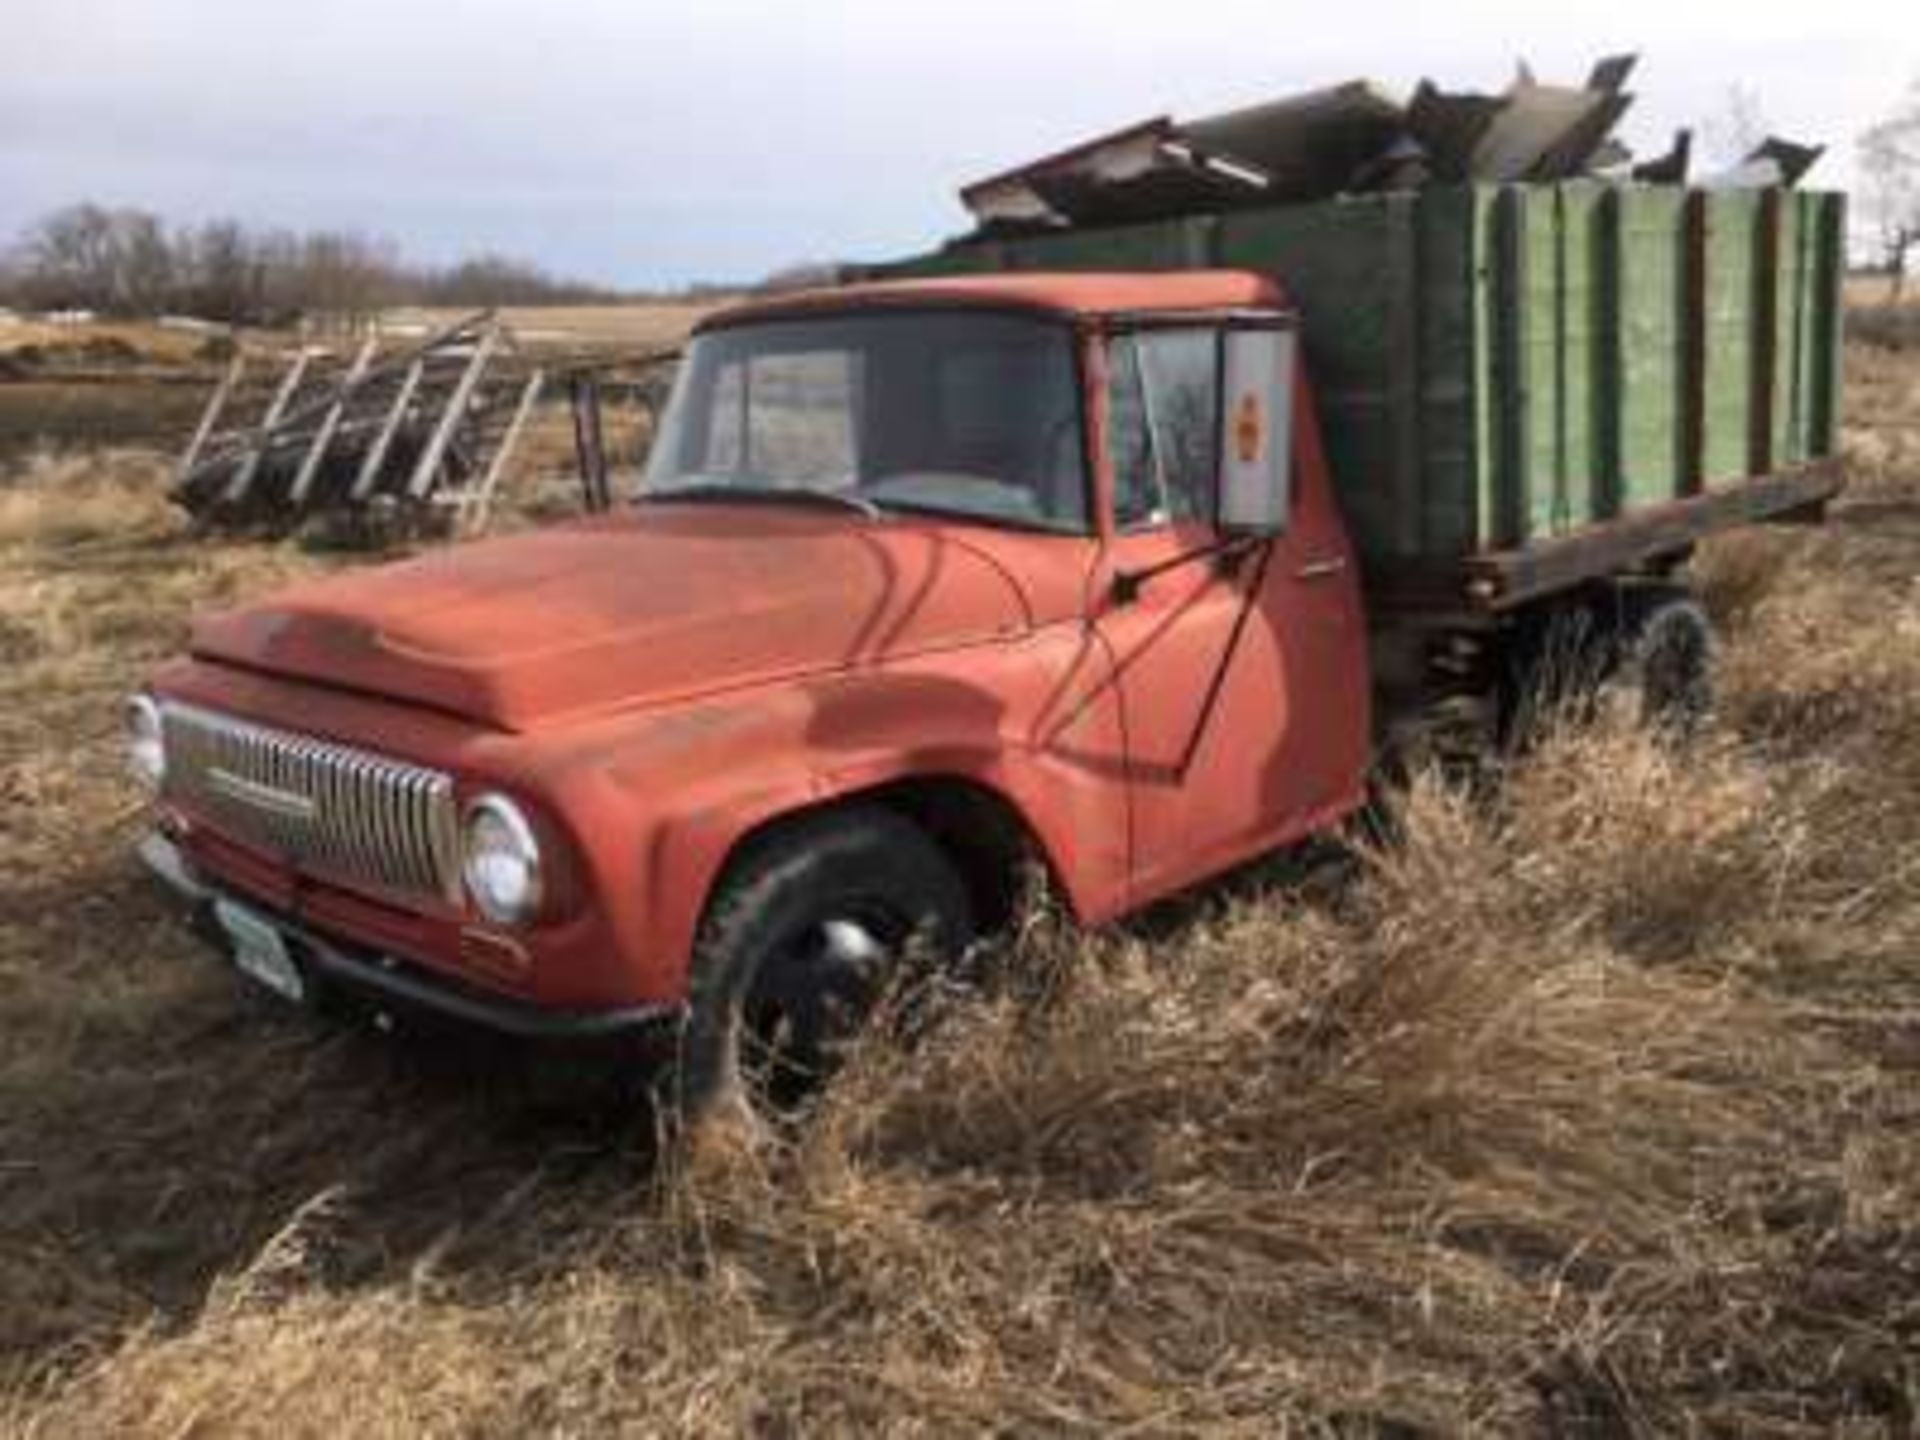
2, 0, 1909, 285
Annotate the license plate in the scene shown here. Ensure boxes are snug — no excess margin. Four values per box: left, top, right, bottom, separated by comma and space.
212, 898, 307, 1005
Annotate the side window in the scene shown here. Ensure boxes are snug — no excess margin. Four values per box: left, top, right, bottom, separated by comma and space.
1107, 337, 1157, 527
1105, 328, 1220, 528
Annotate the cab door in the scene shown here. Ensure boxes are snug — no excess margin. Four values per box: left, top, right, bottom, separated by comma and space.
1091, 322, 1365, 903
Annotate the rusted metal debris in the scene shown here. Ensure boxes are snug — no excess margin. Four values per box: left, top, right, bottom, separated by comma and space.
956, 55, 1824, 237
172, 314, 678, 540
1704, 136, 1827, 190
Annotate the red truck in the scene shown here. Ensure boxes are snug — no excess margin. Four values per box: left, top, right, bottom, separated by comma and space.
131, 208, 1842, 1116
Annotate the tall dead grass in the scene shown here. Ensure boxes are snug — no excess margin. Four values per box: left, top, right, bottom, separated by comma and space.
3, 349, 1919, 1436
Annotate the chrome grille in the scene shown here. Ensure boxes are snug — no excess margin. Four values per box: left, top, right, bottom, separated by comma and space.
159, 700, 460, 903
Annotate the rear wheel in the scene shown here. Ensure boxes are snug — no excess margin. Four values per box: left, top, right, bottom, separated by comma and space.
1502, 584, 1717, 744
675, 806, 974, 1124
1606, 589, 1717, 735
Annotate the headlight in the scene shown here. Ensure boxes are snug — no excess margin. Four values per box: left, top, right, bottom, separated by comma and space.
126, 693, 165, 791
462, 793, 544, 925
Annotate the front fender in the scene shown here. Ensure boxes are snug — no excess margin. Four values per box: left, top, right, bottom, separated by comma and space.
521, 627, 1131, 1002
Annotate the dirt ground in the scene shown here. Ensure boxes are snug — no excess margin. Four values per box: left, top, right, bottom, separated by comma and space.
0, 340, 1915, 1434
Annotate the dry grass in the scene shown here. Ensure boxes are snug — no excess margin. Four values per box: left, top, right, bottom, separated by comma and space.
0, 348, 1917, 1435
0, 318, 211, 367
379, 303, 725, 350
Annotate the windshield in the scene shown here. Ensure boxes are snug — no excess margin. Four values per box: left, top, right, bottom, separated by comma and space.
642, 310, 1089, 532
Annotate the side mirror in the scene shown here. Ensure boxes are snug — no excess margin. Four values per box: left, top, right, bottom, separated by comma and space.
1217, 325, 1297, 535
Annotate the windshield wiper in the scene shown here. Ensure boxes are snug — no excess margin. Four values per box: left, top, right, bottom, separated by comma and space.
641, 481, 883, 521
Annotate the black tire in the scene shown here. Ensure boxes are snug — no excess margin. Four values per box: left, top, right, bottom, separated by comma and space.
1502, 586, 1716, 745
675, 805, 974, 1123
1607, 590, 1716, 735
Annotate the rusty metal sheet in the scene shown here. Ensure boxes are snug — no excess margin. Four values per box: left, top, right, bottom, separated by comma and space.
960, 116, 1273, 230
1179, 80, 1405, 200
1632, 130, 1692, 183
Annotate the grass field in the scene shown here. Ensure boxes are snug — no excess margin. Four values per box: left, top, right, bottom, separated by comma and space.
0, 304, 714, 468
0, 341, 1915, 1433
378, 302, 725, 349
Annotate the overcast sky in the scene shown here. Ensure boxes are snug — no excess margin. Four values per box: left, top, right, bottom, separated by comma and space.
2, 0, 1912, 288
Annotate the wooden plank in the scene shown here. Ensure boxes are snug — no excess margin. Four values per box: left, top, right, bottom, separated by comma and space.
1700, 190, 1761, 485
1520, 188, 1563, 536
1770, 195, 1801, 465
289, 335, 378, 505
1383, 192, 1421, 555
1679, 191, 1707, 495
175, 354, 244, 489
222, 348, 312, 504
1491, 186, 1532, 545
1749, 188, 1780, 475
1463, 460, 1841, 608
458, 369, 544, 536
572, 372, 610, 511
1594, 188, 1624, 517
1409, 185, 1489, 557
405, 325, 500, 499
350, 357, 426, 500
1809, 194, 1846, 456
1613, 188, 1687, 508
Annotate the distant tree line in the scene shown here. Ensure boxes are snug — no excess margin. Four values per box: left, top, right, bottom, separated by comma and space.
0, 202, 626, 324
1860, 77, 1920, 302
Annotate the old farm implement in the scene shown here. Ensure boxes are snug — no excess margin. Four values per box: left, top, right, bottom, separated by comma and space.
172, 311, 674, 539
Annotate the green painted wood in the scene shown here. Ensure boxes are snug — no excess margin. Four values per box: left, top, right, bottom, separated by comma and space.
877, 182, 1841, 562
1219, 200, 1406, 558
1007, 221, 1191, 272
1771, 194, 1803, 466
1557, 183, 1604, 535
1412, 186, 1489, 556
1791, 192, 1823, 461
1807, 192, 1846, 458
1490, 188, 1536, 547
1522, 187, 1563, 540
1613, 189, 1688, 507
1593, 189, 1625, 517
1700, 191, 1760, 484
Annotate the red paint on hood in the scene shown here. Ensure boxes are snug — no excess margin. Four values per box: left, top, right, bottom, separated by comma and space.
189, 505, 1044, 730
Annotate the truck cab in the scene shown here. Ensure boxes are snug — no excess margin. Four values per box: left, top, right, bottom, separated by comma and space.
130, 271, 1374, 1112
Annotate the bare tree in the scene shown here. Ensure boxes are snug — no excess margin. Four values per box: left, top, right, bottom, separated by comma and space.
425, 254, 611, 307
180, 220, 256, 323
1860, 80, 1920, 304
297, 231, 400, 333
7, 202, 622, 322
115, 210, 175, 314
20, 203, 119, 311
18, 204, 178, 314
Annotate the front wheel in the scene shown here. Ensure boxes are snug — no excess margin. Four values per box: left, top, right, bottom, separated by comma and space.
675, 806, 974, 1124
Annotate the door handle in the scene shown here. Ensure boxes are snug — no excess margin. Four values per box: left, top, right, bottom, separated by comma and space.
1295, 556, 1347, 580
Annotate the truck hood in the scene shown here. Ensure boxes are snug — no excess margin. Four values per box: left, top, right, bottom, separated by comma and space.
189, 506, 1044, 730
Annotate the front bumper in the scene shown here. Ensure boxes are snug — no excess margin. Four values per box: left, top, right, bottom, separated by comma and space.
138, 831, 682, 1045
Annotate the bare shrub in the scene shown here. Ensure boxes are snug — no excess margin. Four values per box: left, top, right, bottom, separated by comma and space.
0, 448, 176, 547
